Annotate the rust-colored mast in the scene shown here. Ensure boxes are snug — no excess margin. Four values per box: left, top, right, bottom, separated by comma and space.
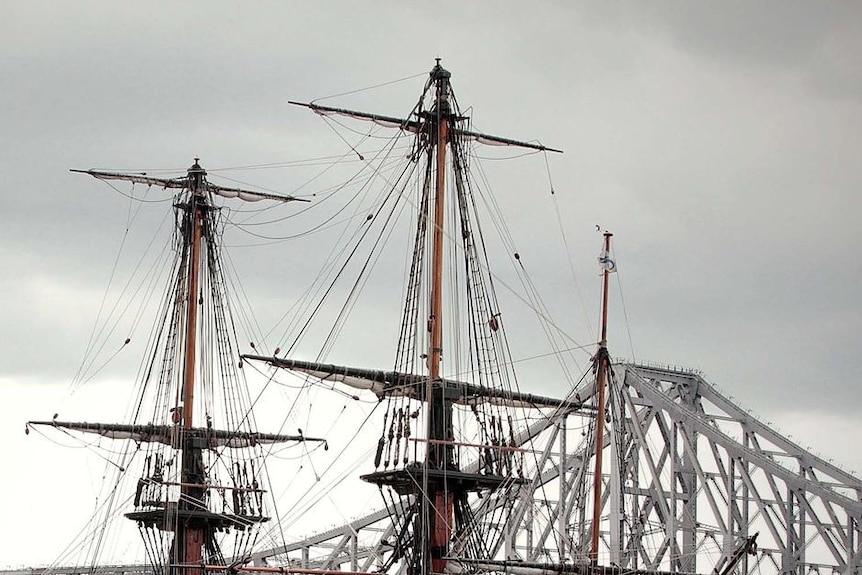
182, 160, 204, 430
428, 68, 448, 382
181, 159, 207, 574
427, 58, 453, 575
316, 60, 562, 575
67, 160, 309, 575
590, 231, 613, 564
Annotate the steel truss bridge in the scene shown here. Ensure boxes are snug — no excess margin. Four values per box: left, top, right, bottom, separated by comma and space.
11, 363, 861, 575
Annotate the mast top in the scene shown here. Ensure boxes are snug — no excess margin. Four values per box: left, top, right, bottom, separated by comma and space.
73, 160, 308, 203
430, 59, 451, 81
598, 231, 613, 349
188, 158, 207, 176
187, 158, 207, 196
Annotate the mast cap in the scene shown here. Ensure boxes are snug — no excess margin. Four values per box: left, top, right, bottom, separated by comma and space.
430, 59, 451, 81
187, 158, 207, 176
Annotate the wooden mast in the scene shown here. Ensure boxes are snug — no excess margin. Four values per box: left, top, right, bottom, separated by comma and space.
293, 60, 561, 575
67, 161, 308, 575
429, 61, 448, 382
181, 159, 206, 575
590, 231, 613, 565
183, 159, 204, 429
427, 58, 453, 575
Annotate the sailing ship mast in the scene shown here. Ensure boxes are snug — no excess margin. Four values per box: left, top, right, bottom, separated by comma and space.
590, 232, 613, 565
180, 160, 208, 573
239, 65, 760, 573
426, 61, 457, 575
29, 160, 321, 575
247, 60, 562, 575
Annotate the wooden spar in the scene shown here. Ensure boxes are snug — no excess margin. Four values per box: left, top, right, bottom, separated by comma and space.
429, 83, 448, 382
182, 160, 206, 575
590, 232, 612, 564
428, 60, 453, 575
182, 162, 204, 430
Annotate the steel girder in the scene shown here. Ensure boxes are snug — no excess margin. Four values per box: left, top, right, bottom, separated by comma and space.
612, 364, 862, 574
13, 364, 860, 575
245, 363, 861, 575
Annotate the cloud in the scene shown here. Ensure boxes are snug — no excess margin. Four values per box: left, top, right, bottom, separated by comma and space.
2, 1, 862, 566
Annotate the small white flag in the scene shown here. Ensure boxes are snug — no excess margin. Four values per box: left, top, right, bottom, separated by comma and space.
598, 250, 617, 273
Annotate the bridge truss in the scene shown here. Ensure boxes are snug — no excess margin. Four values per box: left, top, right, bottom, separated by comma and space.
12, 364, 860, 575
248, 363, 862, 575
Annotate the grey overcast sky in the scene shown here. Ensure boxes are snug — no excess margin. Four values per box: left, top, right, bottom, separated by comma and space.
2, 1, 861, 567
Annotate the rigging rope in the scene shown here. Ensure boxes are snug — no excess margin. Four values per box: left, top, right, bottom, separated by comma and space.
309, 70, 428, 104
611, 240, 637, 363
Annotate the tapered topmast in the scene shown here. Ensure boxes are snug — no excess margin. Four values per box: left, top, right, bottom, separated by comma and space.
179, 159, 209, 574
590, 231, 613, 565
182, 160, 206, 433
427, 60, 453, 575
428, 60, 449, 383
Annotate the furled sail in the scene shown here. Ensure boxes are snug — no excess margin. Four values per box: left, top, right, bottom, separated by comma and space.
289, 101, 563, 153
27, 420, 324, 448
243, 355, 582, 409
69, 168, 309, 203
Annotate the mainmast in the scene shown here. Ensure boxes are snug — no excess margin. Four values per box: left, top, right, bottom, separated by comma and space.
181, 160, 207, 574
426, 60, 453, 575
269, 60, 561, 575
182, 160, 206, 431
428, 59, 449, 383
590, 232, 613, 565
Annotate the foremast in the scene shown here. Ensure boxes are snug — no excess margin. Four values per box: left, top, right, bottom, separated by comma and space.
29, 160, 315, 575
